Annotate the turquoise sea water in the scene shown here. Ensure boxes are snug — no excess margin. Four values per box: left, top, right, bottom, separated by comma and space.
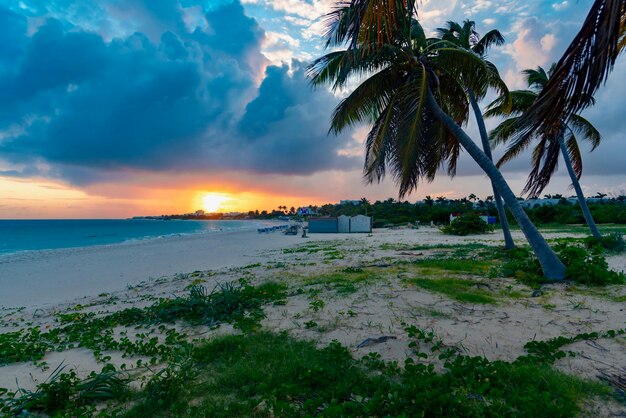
0, 219, 271, 255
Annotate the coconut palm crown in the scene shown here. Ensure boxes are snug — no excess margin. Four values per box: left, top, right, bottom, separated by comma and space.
435, 20, 508, 99
310, 4, 567, 279
512, 0, 625, 147
486, 65, 601, 199
309, 15, 494, 196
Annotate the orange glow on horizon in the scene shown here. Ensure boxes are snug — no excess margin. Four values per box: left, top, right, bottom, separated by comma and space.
0, 176, 343, 219
200, 193, 229, 213
191, 190, 326, 214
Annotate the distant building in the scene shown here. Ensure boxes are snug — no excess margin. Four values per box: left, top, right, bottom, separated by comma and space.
338, 215, 350, 233
297, 207, 316, 216
308, 217, 338, 233
350, 214, 372, 232
308, 215, 372, 233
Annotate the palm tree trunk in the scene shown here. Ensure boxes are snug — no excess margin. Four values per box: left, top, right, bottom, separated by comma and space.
557, 134, 602, 239
427, 89, 565, 280
468, 91, 516, 250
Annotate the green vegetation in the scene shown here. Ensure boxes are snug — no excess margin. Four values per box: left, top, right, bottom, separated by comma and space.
585, 232, 626, 254
301, 267, 378, 295
2, 239, 625, 416
412, 258, 492, 276
497, 245, 625, 287
1, 366, 130, 416
441, 213, 494, 236
522, 329, 626, 364
5, 327, 620, 416
409, 277, 497, 304
0, 280, 286, 366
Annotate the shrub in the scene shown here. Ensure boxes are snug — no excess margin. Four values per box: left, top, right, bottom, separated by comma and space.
495, 248, 543, 287
584, 232, 626, 254
1, 367, 129, 416
555, 244, 625, 286
497, 245, 625, 286
441, 213, 493, 236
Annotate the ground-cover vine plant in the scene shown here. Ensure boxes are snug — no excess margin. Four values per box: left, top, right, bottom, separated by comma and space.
0, 279, 286, 367
3, 326, 623, 416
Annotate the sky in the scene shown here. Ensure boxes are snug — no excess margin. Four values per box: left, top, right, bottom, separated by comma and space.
0, 0, 625, 218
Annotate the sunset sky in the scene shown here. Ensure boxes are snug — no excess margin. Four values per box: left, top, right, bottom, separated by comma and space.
1, 0, 625, 218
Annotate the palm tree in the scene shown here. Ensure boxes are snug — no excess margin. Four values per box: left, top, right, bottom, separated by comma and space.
511, 0, 625, 150
309, 6, 566, 279
486, 65, 603, 238
436, 20, 515, 249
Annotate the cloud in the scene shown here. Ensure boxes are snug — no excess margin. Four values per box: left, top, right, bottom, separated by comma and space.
0, 1, 356, 186
503, 17, 556, 71
552, 1, 569, 12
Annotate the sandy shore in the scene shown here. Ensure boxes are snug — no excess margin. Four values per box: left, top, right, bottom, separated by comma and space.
2, 227, 625, 309
0, 229, 319, 308
1, 227, 625, 414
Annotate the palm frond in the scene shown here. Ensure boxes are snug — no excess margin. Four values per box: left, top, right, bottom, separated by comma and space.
473, 29, 505, 56
567, 113, 602, 150
523, 67, 549, 90
495, 118, 537, 167
484, 90, 536, 118
410, 20, 426, 46
565, 131, 583, 179
489, 116, 523, 148
431, 47, 491, 97
515, 0, 626, 141
363, 97, 399, 183
522, 135, 561, 197
323, 0, 417, 50
330, 67, 401, 132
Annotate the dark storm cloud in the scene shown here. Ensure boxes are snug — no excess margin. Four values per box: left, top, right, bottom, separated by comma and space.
0, 1, 356, 185
237, 63, 356, 174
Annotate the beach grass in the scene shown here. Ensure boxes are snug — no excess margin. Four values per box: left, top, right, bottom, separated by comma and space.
408, 277, 497, 304
2, 233, 625, 416
117, 330, 614, 417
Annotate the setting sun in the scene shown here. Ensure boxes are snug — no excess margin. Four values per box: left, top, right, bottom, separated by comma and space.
201, 193, 229, 213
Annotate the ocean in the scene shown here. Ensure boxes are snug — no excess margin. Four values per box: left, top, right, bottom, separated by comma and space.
0, 219, 274, 255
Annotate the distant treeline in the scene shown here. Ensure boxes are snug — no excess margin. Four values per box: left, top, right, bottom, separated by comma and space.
146, 196, 626, 227
312, 197, 626, 228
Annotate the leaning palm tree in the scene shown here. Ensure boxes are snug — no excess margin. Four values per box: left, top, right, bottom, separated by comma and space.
512, 0, 625, 147
309, 6, 566, 279
486, 65, 603, 238
436, 20, 515, 249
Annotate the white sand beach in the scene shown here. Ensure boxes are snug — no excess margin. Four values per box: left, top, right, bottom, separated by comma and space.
0, 229, 331, 308
1, 226, 625, 414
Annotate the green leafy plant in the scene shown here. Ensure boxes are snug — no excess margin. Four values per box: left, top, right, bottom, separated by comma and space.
1, 365, 129, 415
441, 213, 494, 236
556, 244, 625, 285
585, 232, 626, 254
496, 245, 624, 286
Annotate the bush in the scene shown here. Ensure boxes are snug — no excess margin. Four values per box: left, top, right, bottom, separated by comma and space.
495, 248, 544, 287
584, 232, 626, 254
555, 244, 625, 286
497, 245, 625, 286
441, 213, 493, 236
